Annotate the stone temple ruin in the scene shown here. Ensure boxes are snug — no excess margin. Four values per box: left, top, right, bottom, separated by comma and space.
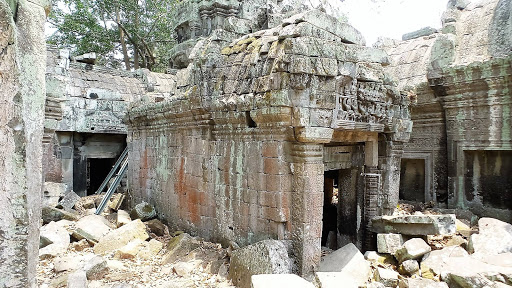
0, 0, 511, 286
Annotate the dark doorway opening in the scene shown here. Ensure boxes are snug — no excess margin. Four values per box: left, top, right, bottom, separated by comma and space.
87, 158, 116, 195
322, 170, 339, 250
464, 150, 512, 209
399, 158, 426, 202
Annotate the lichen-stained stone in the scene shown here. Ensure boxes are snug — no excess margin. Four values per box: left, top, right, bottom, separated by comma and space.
371, 214, 456, 235
318, 243, 372, 285
282, 9, 365, 46
229, 240, 292, 288
377, 233, 403, 255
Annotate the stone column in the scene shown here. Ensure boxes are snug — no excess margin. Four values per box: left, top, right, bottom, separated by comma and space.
0, 0, 48, 286
363, 140, 379, 250
380, 140, 405, 215
290, 143, 324, 276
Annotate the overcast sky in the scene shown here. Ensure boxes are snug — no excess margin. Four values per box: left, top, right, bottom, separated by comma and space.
335, 0, 449, 45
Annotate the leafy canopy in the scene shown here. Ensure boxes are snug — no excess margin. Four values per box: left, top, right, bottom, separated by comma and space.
47, 0, 179, 72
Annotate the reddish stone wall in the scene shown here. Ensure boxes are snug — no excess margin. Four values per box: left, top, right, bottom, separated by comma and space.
129, 122, 294, 246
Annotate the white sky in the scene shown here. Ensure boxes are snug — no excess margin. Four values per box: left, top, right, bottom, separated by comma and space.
335, 0, 449, 45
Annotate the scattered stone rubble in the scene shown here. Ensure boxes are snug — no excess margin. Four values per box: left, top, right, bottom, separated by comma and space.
37, 195, 234, 288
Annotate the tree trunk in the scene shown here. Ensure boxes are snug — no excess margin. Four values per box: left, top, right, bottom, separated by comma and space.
116, 7, 130, 70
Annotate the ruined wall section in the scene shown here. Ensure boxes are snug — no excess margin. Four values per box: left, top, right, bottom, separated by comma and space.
430, 57, 512, 221
43, 47, 173, 195
0, 0, 48, 286
378, 34, 452, 203
128, 9, 411, 274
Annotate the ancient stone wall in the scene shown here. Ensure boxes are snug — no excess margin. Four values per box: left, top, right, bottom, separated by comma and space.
0, 0, 48, 286
43, 47, 176, 196
128, 8, 411, 274
383, 0, 512, 221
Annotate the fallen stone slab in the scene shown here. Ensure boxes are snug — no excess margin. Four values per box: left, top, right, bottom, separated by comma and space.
72, 214, 113, 244
229, 240, 292, 288
440, 257, 512, 288
130, 201, 157, 221
42, 206, 79, 224
479, 253, 512, 268
67, 270, 87, 288
318, 243, 371, 286
371, 214, 456, 235
395, 238, 431, 263
251, 274, 315, 288
400, 278, 449, 288
421, 246, 469, 280
364, 251, 396, 266
173, 260, 202, 277
162, 233, 201, 264
138, 239, 163, 260
468, 217, 512, 256
377, 233, 403, 254
94, 219, 149, 255
39, 221, 70, 258
114, 239, 146, 259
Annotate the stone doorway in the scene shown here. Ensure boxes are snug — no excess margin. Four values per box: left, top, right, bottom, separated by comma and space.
87, 158, 116, 195
399, 158, 426, 202
322, 170, 340, 250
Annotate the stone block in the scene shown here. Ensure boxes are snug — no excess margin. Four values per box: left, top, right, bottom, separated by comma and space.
282, 10, 365, 46
251, 274, 314, 288
116, 209, 131, 227
420, 246, 470, 280
39, 221, 70, 258
57, 191, 81, 210
468, 217, 512, 256
130, 201, 157, 221
402, 26, 438, 41
42, 181, 67, 208
370, 214, 456, 235
314, 272, 360, 288
67, 270, 87, 288
364, 251, 396, 266
145, 219, 168, 236
439, 257, 512, 288
42, 206, 79, 224
377, 233, 403, 254
83, 256, 108, 280
374, 267, 399, 287
162, 233, 201, 264
319, 243, 371, 286
395, 238, 431, 263
229, 240, 292, 288
398, 259, 419, 276
72, 214, 113, 244
54, 253, 95, 273
94, 219, 149, 255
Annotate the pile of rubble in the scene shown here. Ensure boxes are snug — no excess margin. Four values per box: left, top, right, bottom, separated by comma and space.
313, 210, 512, 288
38, 194, 234, 288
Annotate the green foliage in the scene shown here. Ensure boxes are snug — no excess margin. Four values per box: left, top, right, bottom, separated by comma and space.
47, 0, 178, 71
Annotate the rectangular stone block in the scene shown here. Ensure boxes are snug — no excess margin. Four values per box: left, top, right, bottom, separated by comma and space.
370, 214, 456, 235
377, 233, 404, 255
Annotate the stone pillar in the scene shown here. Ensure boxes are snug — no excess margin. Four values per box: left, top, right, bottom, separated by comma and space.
363, 140, 379, 250
0, 0, 48, 286
380, 140, 405, 215
290, 143, 324, 276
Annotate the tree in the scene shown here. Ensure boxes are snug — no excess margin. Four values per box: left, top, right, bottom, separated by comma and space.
47, 0, 179, 72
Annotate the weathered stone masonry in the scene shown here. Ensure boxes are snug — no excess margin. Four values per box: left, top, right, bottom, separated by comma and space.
43, 47, 175, 198
0, 0, 48, 286
127, 8, 412, 275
